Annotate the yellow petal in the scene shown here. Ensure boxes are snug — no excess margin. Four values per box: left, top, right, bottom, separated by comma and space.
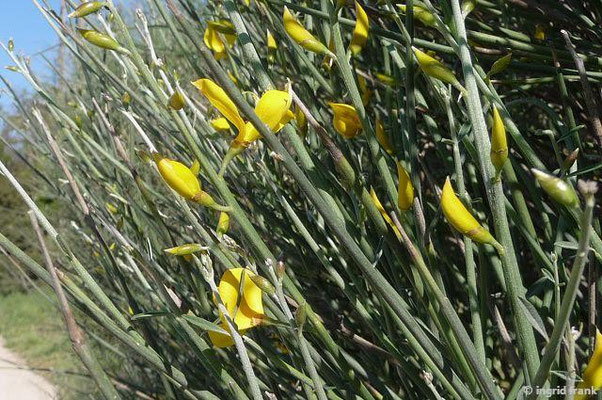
490, 105, 508, 173
190, 159, 200, 176
239, 90, 292, 143
398, 4, 436, 27
267, 29, 277, 51
154, 155, 202, 200
376, 117, 393, 154
397, 161, 414, 211
349, 1, 369, 56
203, 26, 226, 54
283, 7, 328, 55
441, 177, 499, 248
576, 330, 602, 400
295, 106, 308, 137
217, 268, 264, 331
192, 79, 245, 132
211, 117, 231, 131
370, 187, 400, 237
358, 75, 372, 105
413, 47, 460, 88
208, 323, 235, 348
329, 102, 362, 139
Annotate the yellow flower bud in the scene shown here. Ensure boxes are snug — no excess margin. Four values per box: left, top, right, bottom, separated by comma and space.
267, 29, 277, 62
441, 177, 503, 252
216, 212, 230, 237
204, 21, 236, 60
78, 29, 129, 54
375, 72, 396, 87
283, 7, 329, 55
397, 161, 414, 211
210, 117, 231, 132
575, 330, 602, 400
69, 1, 106, 18
531, 169, 579, 208
249, 274, 276, 295
398, 5, 436, 27
208, 268, 265, 348
168, 90, 186, 110
295, 106, 308, 138
412, 47, 464, 92
534, 24, 546, 41
329, 102, 362, 139
375, 117, 393, 154
358, 75, 373, 105
154, 154, 202, 200
164, 243, 207, 256
349, 1, 370, 56
370, 187, 400, 236
121, 91, 131, 109
490, 105, 508, 173
461, 0, 476, 17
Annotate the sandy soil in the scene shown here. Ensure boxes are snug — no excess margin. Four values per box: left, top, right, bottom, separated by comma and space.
0, 337, 57, 399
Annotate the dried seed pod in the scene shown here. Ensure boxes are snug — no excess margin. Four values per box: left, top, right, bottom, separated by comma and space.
78, 29, 129, 54
441, 177, 503, 253
69, 1, 106, 18
531, 169, 579, 208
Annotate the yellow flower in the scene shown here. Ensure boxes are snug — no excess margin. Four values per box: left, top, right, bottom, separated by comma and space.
329, 102, 362, 139
575, 330, 602, 400
216, 212, 230, 237
370, 187, 400, 237
358, 75, 373, 105
534, 24, 546, 41
412, 47, 464, 93
283, 7, 329, 55
164, 243, 206, 256
204, 20, 236, 60
208, 268, 265, 348
397, 161, 414, 211
376, 117, 393, 154
441, 177, 503, 253
267, 29, 277, 51
295, 106, 308, 137
154, 154, 201, 200
349, 1, 369, 56
192, 78, 293, 174
210, 117, 231, 132
490, 105, 508, 174
153, 154, 230, 211
168, 90, 186, 110
397, 5, 436, 27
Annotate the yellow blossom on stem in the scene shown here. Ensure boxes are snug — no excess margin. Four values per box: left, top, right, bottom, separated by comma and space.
208, 268, 265, 348
283, 7, 330, 55
328, 102, 362, 139
575, 330, 602, 400
153, 153, 230, 211
192, 78, 293, 175
490, 105, 508, 175
349, 1, 370, 56
412, 47, 465, 93
397, 161, 414, 211
441, 177, 503, 253
267, 29, 277, 62
210, 117, 231, 132
375, 116, 393, 154
204, 20, 236, 60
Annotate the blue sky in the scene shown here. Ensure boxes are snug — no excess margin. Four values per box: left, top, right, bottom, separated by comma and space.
0, 1, 62, 110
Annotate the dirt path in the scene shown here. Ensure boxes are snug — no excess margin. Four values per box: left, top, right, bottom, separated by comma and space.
0, 337, 57, 399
